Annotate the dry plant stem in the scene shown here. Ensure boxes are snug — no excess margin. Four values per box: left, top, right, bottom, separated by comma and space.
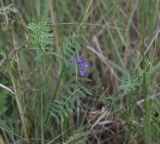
124, 30, 129, 66
50, 0, 65, 97
127, 0, 132, 10
50, 0, 65, 98
50, 0, 60, 51
44, 0, 65, 123
10, 23, 30, 142
86, 116, 101, 144
0, 137, 5, 144
9, 22, 24, 81
0, 25, 29, 144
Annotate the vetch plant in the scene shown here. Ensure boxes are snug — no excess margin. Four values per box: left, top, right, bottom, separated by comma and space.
69, 55, 89, 76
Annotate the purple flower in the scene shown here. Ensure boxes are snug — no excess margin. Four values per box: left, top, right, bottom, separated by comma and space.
77, 56, 88, 68
77, 56, 83, 63
69, 55, 88, 77
79, 69, 86, 76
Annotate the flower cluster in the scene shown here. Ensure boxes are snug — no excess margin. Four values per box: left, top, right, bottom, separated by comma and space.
69, 56, 88, 76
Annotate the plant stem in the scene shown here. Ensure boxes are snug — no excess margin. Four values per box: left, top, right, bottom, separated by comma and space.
0, 25, 29, 143
44, 57, 65, 122
44, 0, 65, 122
140, 1, 152, 143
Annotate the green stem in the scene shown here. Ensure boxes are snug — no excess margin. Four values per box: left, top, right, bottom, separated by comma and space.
140, 1, 152, 143
40, 89, 44, 144
44, 59, 65, 122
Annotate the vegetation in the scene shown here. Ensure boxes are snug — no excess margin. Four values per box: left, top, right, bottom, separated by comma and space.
0, 0, 160, 143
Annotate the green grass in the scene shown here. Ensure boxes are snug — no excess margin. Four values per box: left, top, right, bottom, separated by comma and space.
0, 0, 160, 143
